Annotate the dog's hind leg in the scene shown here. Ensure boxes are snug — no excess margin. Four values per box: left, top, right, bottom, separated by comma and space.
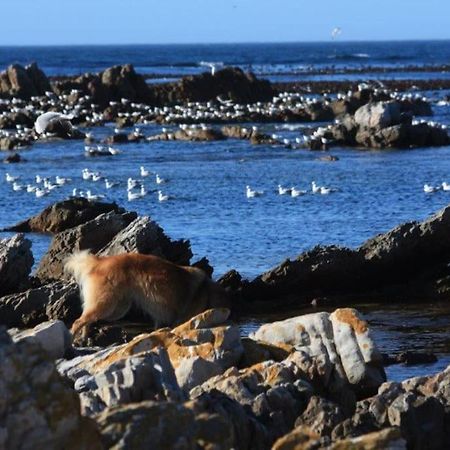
71, 282, 126, 339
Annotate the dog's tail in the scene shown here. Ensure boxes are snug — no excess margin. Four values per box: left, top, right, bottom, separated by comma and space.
64, 250, 98, 283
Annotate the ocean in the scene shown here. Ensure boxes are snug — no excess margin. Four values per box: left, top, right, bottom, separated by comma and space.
0, 41, 449, 378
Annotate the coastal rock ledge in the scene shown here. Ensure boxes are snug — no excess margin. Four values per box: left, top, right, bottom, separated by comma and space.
1, 308, 448, 449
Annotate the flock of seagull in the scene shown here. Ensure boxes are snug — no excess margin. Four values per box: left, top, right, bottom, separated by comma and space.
4, 167, 173, 203
423, 182, 450, 193
246, 181, 337, 198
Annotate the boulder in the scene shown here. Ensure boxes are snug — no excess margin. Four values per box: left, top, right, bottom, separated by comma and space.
0, 327, 101, 449
8, 319, 72, 359
0, 63, 52, 99
0, 233, 33, 296
34, 210, 136, 282
354, 101, 401, 129
0, 281, 80, 328
250, 309, 385, 397
0, 135, 32, 150
148, 67, 275, 105
98, 215, 193, 265
272, 426, 322, 450
59, 308, 243, 395
4, 197, 127, 233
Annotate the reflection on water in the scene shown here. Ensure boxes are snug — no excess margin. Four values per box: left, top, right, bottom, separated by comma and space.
238, 301, 450, 382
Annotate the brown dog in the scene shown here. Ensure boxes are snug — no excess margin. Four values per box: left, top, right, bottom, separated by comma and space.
65, 251, 229, 337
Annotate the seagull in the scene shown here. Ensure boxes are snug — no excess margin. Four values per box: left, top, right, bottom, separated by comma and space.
85, 190, 105, 201
140, 166, 150, 177
5, 173, 19, 183
311, 181, 321, 194
34, 111, 74, 136
442, 182, 450, 191
158, 190, 170, 202
26, 184, 37, 193
35, 188, 49, 198
127, 177, 140, 190
246, 185, 264, 198
12, 182, 23, 191
108, 146, 121, 155
319, 186, 333, 195
155, 174, 166, 184
105, 179, 118, 189
424, 184, 439, 193
55, 176, 71, 185
278, 184, 291, 195
291, 187, 307, 197
128, 189, 142, 201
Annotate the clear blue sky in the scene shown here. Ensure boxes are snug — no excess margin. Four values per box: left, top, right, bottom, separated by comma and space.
2, 0, 449, 45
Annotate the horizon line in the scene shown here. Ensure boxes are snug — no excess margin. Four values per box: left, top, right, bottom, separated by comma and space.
1, 38, 450, 48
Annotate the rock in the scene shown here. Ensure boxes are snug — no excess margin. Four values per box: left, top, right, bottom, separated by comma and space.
9, 319, 72, 359
330, 427, 406, 449
0, 63, 52, 99
3, 152, 23, 163
0, 327, 101, 449
191, 360, 311, 442
95, 391, 269, 450
0, 281, 80, 328
65, 346, 184, 415
247, 246, 365, 302
272, 426, 322, 450
295, 396, 346, 437
0, 233, 33, 296
100, 64, 150, 104
59, 308, 242, 395
333, 366, 450, 449
35, 210, 136, 282
250, 309, 385, 398
98, 215, 193, 265
4, 197, 127, 233
354, 101, 402, 129
148, 66, 275, 105
0, 135, 32, 150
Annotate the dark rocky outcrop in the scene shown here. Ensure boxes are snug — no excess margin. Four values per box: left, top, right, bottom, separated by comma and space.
241, 203, 450, 304
0, 234, 33, 296
0, 63, 52, 99
4, 197, 128, 233
147, 67, 274, 106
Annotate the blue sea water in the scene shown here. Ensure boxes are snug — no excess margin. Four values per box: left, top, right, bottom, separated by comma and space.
0, 41, 449, 377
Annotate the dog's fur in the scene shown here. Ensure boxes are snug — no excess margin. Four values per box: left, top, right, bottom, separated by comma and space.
65, 251, 229, 337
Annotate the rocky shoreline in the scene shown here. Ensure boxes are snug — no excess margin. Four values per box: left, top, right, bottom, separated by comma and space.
0, 62, 448, 155
0, 198, 449, 448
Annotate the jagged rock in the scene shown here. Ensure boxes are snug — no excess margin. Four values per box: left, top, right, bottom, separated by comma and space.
0, 233, 33, 296
8, 319, 72, 359
250, 309, 385, 398
191, 360, 311, 442
0, 281, 80, 328
35, 211, 136, 282
0, 63, 52, 99
0, 327, 101, 449
98, 215, 192, 265
294, 396, 346, 437
60, 346, 184, 415
148, 67, 274, 105
332, 366, 450, 449
148, 127, 226, 142
4, 197, 127, 233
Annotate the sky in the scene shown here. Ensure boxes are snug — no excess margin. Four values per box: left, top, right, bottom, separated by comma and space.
1, 0, 449, 45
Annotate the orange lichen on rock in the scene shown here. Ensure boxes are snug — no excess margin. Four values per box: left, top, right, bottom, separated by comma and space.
333, 308, 368, 334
